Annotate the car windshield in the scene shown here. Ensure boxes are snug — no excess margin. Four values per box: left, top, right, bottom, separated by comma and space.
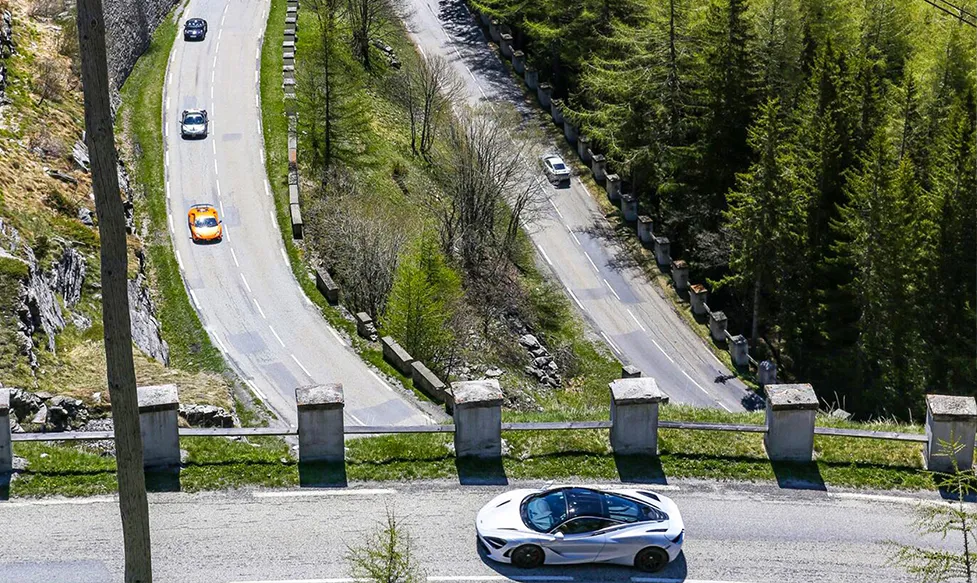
194, 216, 218, 228
185, 114, 204, 125
522, 490, 569, 532
186, 20, 204, 28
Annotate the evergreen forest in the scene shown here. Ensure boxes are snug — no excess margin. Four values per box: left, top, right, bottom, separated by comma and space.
472, 0, 976, 419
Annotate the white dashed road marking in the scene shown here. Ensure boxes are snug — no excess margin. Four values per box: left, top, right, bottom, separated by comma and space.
290, 354, 312, 377
240, 273, 252, 293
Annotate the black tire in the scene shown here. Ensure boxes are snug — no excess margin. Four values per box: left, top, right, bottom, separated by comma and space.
634, 547, 669, 573
510, 544, 545, 569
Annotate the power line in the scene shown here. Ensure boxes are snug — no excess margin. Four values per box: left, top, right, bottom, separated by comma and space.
921, 0, 976, 27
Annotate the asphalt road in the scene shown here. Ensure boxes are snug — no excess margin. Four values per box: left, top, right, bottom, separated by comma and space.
162, 0, 431, 426
403, 0, 751, 412
0, 480, 954, 582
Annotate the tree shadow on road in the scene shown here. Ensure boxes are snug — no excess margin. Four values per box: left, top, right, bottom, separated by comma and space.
614, 453, 668, 485
456, 455, 508, 486
299, 460, 348, 488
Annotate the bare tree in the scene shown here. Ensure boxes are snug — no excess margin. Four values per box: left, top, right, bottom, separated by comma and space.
76, 2, 152, 582
345, 0, 392, 71
346, 508, 424, 583
395, 54, 463, 158
305, 168, 406, 319
429, 105, 544, 274
34, 57, 69, 106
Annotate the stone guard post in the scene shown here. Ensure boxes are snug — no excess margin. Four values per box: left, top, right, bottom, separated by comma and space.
925, 394, 977, 472
138, 384, 180, 468
689, 284, 708, 315
609, 377, 668, 455
452, 380, 503, 458
764, 384, 818, 462
621, 365, 641, 379
620, 194, 638, 222
296, 384, 345, 463
730, 334, 749, 366
0, 389, 10, 473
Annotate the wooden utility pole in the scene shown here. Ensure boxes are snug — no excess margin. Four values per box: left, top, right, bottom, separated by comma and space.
76, 3, 154, 582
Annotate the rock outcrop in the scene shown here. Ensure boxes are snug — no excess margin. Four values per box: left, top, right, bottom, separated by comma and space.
128, 271, 169, 365
0, 9, 13, 104
51, 246, 86, 307
180, 404, 234, 428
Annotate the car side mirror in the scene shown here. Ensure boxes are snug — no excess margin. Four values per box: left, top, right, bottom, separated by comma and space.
553, 531, 565, 540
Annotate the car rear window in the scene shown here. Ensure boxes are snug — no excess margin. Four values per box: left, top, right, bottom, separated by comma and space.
553, 163, 566, 170
187, 20, 204, 28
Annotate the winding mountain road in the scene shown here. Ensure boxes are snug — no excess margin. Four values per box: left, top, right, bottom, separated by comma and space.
161, 0, 431, 426
404, 0, 752, 412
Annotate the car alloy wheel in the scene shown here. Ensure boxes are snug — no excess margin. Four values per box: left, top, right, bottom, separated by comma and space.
510, 544, 544, 569
635, 547, 669, 573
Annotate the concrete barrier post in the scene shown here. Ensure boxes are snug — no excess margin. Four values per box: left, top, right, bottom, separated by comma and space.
499, 33, 513, 57
577, 136, 592, 163
489, 19, 501, 42
480, 11, 490, 26
452, 380, 503, 458
315, 269, 339, 304
296, 384, 345, 463
290, 203, 303, 239
925, 395, 977, 472
137, 384, 180, 469
621, 365, 641, 379
730, 334, 749, 366
563, 121, 578, 144
621, 194, 638, 222
653, 236, 671, 266
637, 216, 654, 244
381, 336, 415, 376
0, 389, 10, 474
537, 82, 552, 108
764, 384, 818, 462
551, 99, 564, 125
758, 360, 777, 385
671, 260, 689, 291
591, 154, 607, 182
609, 377, 668, 456
525, 67, 538, 89
606, 174, 622, 202
708, 311, 728, 342
689, 284, 708, 315
411, 361, 448, 401
355, 312, 375, 339
512, 50, 525, 74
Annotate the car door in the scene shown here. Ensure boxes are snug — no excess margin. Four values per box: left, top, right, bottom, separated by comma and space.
544, 517, 616, 564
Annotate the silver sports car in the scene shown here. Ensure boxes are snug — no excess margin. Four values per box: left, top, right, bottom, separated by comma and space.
476, 486, 684, 573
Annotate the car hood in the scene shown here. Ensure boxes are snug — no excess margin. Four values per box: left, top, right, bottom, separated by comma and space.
476, 489, 537, 534
194, 225, 220, 238
184, 124, 205, 133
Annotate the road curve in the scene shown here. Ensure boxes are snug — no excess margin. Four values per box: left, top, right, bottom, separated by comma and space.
0, 480, 953, 582
404, 0, 752, 412
161, 0, 431, 426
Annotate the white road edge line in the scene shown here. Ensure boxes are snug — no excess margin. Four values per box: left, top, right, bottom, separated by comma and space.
188, 289, 199, 307
240, 273, 252, 294
210, 331, 227, 353
566, 287, 585, 311
603, 278, 622, 301
539, 246, 553, 266
601, 331, 620, 354
168, 214, 175, 233
584, 252, 600, 272
245, 379, 268, 403
253, 298, 267, 319
252, 488, 397, 499
175, 250, 184, 270
230, 248, 239, 267
328, 327, 345, 346
367, 369, 396, 394
291, 354, 312, 377
280, 248, 288, 261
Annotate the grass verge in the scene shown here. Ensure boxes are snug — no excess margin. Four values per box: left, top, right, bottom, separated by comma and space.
7, 407, 935, 498
117, 9, 225, 374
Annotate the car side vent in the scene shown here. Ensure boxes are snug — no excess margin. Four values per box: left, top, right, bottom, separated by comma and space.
495, 499, 511, 508
646, 528, 668, 533
636, 491, 661, 501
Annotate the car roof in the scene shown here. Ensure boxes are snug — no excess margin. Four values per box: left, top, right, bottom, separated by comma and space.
186, 18, 205, 24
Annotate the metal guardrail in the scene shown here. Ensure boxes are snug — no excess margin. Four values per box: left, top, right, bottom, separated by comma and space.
10, 420, 927, 443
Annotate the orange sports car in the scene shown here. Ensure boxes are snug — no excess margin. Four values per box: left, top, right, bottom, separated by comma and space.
187, 204, 223, 243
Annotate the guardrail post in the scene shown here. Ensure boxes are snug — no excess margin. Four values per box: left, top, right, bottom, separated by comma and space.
0, 389, 10, 473
609, 377, 668, 455
524, 67, 538, 90
620, 193, 638, 222
653, 236, 671, 266
730, 334, 749, 366
578, 136, 591, 163
591, 154, 607, 182
689, 284, 708, 315
708, 311, 728, 342
637, 216, 653, 244
537, 82, 552, 108
512, 50, 525, 74
606, 174, 621, 203
763, 384, 818, 462
925, 394, 977, 472
621, 365, 641, 379
355, 312, 375, 339
551, 99, 564, 125
671, 260, 689, 291
489, 18, 501, 42
499, 33, 514, 58
452, 380, 503, 458
137, 384, 180, 468
412, 361, 448, 402
381, 336, 415, 376
758, 360, 777, 385
296, 384, 345, 463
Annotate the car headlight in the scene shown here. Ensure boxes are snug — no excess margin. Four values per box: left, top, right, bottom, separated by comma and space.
483, 536, 507, 549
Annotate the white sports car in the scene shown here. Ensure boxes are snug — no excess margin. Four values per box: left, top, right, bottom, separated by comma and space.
475, 486, 684, 573
541, 154, 571, 184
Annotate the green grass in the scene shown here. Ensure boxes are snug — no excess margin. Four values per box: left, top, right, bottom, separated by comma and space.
117, 11, 225, 374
